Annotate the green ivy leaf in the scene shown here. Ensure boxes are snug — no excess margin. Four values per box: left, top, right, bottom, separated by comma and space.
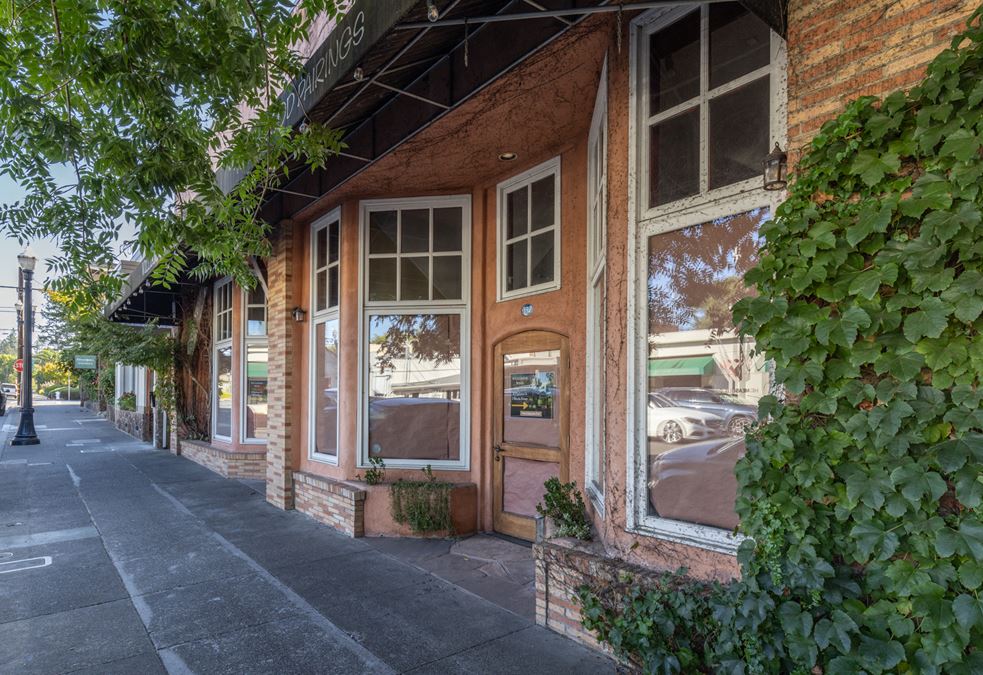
850, 150, 901, 186
847, 204, 893, 246
903, 297, 951, 342
958, 561, 983, 590
953, 594, 983, 630
922, 201, 982, 242
890, 464, 947, 503
814, 609, 857, 653
935, 520, 983, 558
939, 128, 982, 161
851, 519, 900, 561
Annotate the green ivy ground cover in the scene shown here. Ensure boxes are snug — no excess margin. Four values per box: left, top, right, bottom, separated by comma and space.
580, 6, 983, 673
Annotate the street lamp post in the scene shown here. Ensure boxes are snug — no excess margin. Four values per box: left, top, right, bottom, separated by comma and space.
14, 298, 22, 407
12, 249, 39, 446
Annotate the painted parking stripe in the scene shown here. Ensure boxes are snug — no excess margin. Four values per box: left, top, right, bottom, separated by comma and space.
0, 556, 52, 574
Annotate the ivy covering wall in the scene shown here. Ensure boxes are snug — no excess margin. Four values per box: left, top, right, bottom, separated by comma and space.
580, 6, 983, 673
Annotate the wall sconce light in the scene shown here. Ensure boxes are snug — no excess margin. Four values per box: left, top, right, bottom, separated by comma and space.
353, 66, 365, 82
427, 0, 440, 22
763, 143, 788, 191
292, 307, 307, 322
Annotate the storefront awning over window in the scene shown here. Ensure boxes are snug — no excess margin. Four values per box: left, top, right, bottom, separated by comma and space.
648, 355, 716, 378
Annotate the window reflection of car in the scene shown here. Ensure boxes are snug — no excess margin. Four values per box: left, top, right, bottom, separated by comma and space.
646, 393, 724, 444
649, 437, 744, 531
657, 387, 757, 436
369, 396, 460, 460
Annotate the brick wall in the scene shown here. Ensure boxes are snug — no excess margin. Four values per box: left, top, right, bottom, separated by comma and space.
787, 0, 979, 155
266, 222, 297, 509
294, 472, 366, 537
181, 440, 267, 480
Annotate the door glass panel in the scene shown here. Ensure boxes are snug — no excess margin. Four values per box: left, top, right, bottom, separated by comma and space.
645, 208, 768, 530
650, 107, 700, 207
503, 456, 559, 517
503, 349, 561, 447
649, 10, 700, 114
314, 319, 339, 456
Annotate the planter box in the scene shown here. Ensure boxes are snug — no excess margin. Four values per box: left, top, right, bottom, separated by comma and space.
180, 440, 266, 480
363, 481, 477, 538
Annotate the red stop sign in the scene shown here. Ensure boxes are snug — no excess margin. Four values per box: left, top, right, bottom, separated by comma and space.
14, 359, 23, 373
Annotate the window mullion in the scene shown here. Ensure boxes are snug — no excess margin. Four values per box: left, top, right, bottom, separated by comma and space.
699, 5, 709, 196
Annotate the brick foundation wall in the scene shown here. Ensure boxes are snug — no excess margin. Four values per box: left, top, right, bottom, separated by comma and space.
181, 440, 267, 480
787, 0, 979, 155
294, 472, 366, 537
535, 539, 677, 660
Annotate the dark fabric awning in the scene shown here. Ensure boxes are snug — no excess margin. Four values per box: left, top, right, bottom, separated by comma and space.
105, 256, 198, 327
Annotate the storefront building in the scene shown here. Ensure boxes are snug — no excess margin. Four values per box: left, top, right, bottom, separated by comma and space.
106, 0, 980, 652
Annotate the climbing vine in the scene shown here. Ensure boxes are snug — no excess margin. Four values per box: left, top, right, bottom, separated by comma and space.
580, 6, 983, 673
390, 466, 454, 534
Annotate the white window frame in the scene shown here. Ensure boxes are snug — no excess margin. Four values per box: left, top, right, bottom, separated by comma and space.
585, 57, 608, 514
212, 277, 234, 441
240, 278, 268, 445
496, 157, 562, 301
309, 208, 342, 465
358, 195, 472, 471
626, 3, 787, 554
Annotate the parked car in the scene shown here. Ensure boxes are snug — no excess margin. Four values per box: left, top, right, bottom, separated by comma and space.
646, 393, 724, 444
0, 387, 5, 415
649, 437, 745, 530
657, 387, 758, 436
1, 383, 16, 400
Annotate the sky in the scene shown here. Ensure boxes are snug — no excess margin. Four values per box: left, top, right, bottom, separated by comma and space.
0, 165, 139, 344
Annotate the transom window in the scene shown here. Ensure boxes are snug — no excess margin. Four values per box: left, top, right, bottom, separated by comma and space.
213, 278, 233, 440
215, 279, 233, 342
313, 216, 340, 312
642, 3, 778, 211
365, 204, 465, 303
497, 157, 561, 300
245, 286, 267, 337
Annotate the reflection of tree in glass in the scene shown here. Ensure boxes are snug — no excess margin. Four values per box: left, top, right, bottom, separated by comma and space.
371, 315, 460, 372
647, 209, 765, 335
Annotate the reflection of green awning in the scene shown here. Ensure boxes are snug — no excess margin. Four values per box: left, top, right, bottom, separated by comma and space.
247, 362, 268, 379
648, 356, 715, 378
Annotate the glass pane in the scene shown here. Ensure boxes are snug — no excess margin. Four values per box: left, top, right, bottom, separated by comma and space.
506, 240, 528, 293
503, 457, 560, 517
709, 76, 770, 190
368, 258, 397, 301
506, 187, 528, 239
503, 349, 561, 447
591, 279, 606, 495
367, 314, 461, 462
316, 270, 327, 313
530, 175, 555, 232
649, 10, 700, 114
328, 221, 340, 264
645, 208, 769, 530
369, 210, 398, 254
315, 320, 340, 456
316, 226, 327, 270
400, 257, 430, 301
244, 345, 268, 440
650, 107, 699, 207
530, 232, 554, 287
432, 256, 462, 301
433, 207, 463, 252
328, 266, 339, 309
709, 4, 770, 90
248, 286, 265, 306
215, 346, 233, 438
401, 209, 430, 253
247, 307, 266, 337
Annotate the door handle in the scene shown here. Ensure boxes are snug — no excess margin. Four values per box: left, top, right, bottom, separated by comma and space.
494, 445, 504, 461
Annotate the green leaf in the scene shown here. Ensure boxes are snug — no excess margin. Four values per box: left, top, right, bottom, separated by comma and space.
874, 349, 925, 380
959, 561, 983, 590
939, 128, 982, 161
953, 594, 983, 630
814, 609, 857, 653
935, 520, 983, 558
922, 202, 982, 242
850, 150, 901, 186
851, 519, 900, 561
846, 204, 892, 246
903, 297, 950, 342
890, 464, 947, 503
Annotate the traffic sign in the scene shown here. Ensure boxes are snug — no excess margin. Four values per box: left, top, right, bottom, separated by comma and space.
14, 359, 22, 373
74, 355, 97, 370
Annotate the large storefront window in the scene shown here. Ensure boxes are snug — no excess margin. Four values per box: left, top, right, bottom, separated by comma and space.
632, 2, 784, 550
242, 283, 268, 443
361, 197, 470, 469
310, 210, 341, 462
644, 209, 767, 532
213, 279, 233, 440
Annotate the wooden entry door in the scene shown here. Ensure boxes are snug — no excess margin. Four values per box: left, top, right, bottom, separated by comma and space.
493, 331, 569, 540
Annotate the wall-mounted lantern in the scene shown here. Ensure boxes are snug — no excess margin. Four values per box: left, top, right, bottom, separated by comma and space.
763, 143, 788, 191
292, 307, 307, 322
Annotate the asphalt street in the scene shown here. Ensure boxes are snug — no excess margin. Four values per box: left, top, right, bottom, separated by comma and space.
0, 402, 614, 674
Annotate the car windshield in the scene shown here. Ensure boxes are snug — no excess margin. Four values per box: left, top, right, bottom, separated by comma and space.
718, 392, 755, 405
648, 393, 675, 408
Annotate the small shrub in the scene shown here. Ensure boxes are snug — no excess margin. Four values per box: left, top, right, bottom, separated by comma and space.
536, 477, 592, 540
361, 457, 386, 485
117, 391, 137, 411
390, 465, 453, 534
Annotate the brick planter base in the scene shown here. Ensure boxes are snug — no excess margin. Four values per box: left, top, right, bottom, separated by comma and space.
293, 473, 478, 539
180, 440, 266, 480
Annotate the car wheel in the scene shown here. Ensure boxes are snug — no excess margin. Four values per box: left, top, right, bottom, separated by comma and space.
661, 420, 683, 444
728, 416, 753, 435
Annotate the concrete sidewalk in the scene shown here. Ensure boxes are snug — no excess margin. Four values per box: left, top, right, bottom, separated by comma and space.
0, 402, 613, 674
